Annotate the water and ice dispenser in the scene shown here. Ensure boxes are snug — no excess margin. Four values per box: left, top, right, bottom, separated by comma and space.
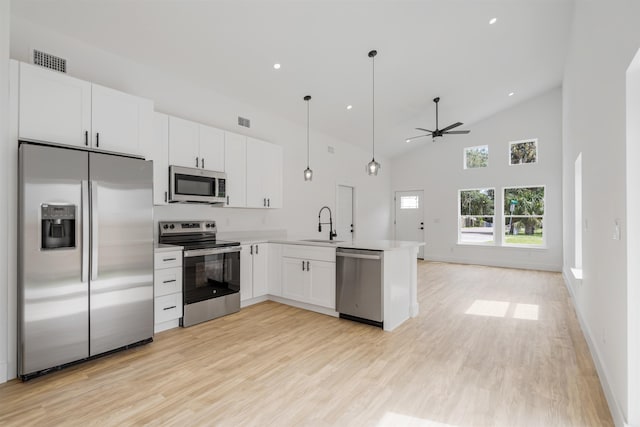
41, 204, 76, 250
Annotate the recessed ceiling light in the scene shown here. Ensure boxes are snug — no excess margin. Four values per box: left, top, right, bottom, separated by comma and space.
508, 92, 515, 97
273, 63, 281, 70
346, 105, 353, 110
489, 17, 497, 25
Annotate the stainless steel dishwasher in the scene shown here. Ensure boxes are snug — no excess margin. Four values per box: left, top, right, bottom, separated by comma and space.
336, 248, 384, 328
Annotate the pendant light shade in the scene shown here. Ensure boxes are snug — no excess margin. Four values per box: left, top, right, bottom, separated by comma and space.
367, 50, 381, 176
303, 95, 313, 181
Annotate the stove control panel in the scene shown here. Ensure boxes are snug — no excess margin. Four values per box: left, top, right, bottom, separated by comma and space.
159, 221, 216, 235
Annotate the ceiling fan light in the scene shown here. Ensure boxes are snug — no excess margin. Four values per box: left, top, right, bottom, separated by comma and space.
367, 158, 381, 176
304, 167, 313, 181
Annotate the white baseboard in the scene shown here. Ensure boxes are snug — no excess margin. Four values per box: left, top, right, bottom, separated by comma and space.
267, 295, 339, 318
562, 268, 629, 427
240, 295, 268, 308
426, 254, 562, 272
0, 361, 7, 384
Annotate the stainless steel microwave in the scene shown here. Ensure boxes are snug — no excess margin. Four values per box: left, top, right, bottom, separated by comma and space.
169, 165, 227, 204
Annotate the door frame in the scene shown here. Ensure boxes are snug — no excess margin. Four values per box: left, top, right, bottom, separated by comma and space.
393, 189, 425, 258
336, 183, 356, 241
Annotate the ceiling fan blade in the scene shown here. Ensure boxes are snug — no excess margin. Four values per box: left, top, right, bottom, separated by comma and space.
440, 122, 463, 132
405, 134, 431, 143
415, 127, 433, 133
444, 130, 470, 134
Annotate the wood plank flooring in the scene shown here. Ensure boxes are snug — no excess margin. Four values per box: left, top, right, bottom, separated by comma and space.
0, 262, 613, 426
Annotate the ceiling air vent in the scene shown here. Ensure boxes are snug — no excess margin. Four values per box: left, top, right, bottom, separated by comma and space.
33, 49, 67, 73
238, 116, 251, 128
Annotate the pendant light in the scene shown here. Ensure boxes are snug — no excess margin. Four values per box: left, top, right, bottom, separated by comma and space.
303, 95, 313, 181
367, 50, 381, 176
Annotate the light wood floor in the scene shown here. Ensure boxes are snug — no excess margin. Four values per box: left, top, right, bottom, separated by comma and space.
0, 262, 613, 426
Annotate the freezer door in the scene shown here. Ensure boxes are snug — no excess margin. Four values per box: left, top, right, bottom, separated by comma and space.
89, 153, 154, 356
19, 144, 89, 376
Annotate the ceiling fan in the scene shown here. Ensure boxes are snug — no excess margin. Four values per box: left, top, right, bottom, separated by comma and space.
405, 97, 470, 143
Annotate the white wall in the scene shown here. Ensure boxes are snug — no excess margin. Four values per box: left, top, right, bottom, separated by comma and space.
391, 88, 563, 271
562, 1, 640, 426
3, 16, 392, 380
0, 0, 10, 383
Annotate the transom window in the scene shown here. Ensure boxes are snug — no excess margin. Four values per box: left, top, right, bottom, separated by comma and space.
459, 188, 495, 244
464, 145, 489, 169
503, 186, 545, 246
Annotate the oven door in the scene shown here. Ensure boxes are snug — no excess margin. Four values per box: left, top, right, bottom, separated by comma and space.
183, 247, 241, 305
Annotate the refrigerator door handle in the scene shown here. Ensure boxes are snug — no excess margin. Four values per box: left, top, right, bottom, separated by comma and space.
81, 180, 89, 283
91, 181, 99, 281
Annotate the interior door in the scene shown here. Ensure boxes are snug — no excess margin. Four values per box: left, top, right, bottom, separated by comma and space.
89, 153, 154, 356
336, 185, 354, 242
394, 190, 425, 259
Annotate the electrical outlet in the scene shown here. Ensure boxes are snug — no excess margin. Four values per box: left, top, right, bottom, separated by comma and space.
327, 146, 335, 154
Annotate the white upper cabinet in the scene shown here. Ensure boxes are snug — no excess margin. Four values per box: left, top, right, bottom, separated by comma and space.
198, 125, 225, 171
151, 113, 169, 205
19, 62, 91, 148
91, 83, 153, 156
18, 62, 153, 157
246, 137, 283, 208
168, 116, 200, 168
224, 132, 247, 207
168, 117, 226, 171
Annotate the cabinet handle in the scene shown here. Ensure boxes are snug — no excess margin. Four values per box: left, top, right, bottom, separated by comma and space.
84, 130, 88, 146
165, 191, 168, 203
306, 261, 310, 271
96, 132, 100, 148
302, 260, 305, 271
162, 279, 176, 284
250, 245, 253, 255
163, 257, 176, 262
201, 158, 204, 168
263, 198, 266, 207
163, 305, 177, 311
226, 195, 229, 204
196, 157, 199, 167
267, 198, 270, 207
255, 244, 259, 255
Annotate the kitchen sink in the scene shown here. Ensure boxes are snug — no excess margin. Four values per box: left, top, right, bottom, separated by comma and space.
300, 239, 344, 244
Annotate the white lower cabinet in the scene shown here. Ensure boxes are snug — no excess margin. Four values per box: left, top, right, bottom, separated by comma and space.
281, 245, 336, 310
241, 243, 269, 303
154, 249, 183, 333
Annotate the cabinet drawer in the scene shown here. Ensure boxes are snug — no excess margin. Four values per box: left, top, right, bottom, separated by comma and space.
282, 245, 336, 262
155, 293, 183, 323
154, 267, 182, 297
154, 251, 182, 269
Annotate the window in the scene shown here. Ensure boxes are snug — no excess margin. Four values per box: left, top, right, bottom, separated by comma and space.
459, 188, 495, 244
400, 196, 419, 209
509, 139, 538, 165
503, 186, 545, 246
464, 145, 489, 169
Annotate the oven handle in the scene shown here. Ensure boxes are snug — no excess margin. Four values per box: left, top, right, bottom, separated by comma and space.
183, 246, 242, 258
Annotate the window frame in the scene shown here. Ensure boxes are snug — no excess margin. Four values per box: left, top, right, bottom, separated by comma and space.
458, 187, 496, 246
502, 184, 546, 248
463, 145, 489, 170
508, 138, 538, 166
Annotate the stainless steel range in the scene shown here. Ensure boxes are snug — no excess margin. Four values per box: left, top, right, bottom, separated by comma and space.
158, 221, 241, 327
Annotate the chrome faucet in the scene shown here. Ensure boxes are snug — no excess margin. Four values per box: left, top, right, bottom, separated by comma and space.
318, 206, 338, 241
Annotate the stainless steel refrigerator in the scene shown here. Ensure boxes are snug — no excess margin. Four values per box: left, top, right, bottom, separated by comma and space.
18, 142, 154, 380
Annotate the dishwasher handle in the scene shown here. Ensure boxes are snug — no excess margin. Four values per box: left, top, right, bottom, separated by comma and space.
336, 252, 382, 260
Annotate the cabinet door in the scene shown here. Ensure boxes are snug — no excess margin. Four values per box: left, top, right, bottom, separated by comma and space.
151, 113, 169, 205
168, 116, 200, 168
268, 244, 282, 297
91, 83, 152, 156
308, 261, 336, 309
19, 62, 91, 147
282, 256, 308, 302
240, 244, 254, 301
224, 132, 247, 207
264, 143, 283, 209
198, 125, 225, 171
246, 137, 267, 208
252, 244, 269, 298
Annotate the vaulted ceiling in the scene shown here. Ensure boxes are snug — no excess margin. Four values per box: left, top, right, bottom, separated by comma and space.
11, 0, 574, 157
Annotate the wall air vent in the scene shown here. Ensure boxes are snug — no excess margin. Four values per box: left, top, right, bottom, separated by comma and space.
33, 49, 67, 73
238, 116, 251, 128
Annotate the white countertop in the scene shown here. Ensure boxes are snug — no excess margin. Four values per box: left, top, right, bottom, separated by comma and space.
154, 243, 183, 253
269, 239, 424, 251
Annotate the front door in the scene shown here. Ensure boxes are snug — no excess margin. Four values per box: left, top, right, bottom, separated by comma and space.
336, 185, 354, 242
394, 190, 425, 259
